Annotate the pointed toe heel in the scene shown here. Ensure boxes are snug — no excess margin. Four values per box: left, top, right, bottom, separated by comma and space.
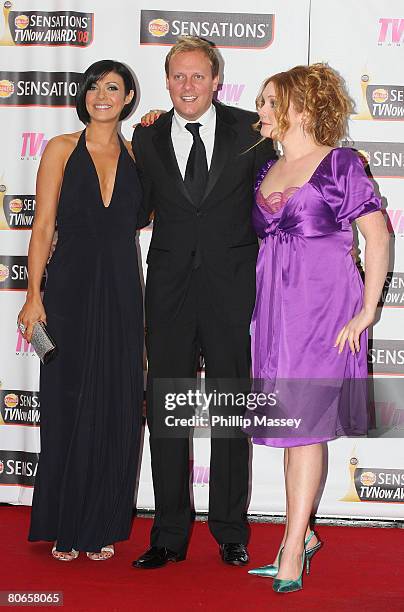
248, 564, 278, 578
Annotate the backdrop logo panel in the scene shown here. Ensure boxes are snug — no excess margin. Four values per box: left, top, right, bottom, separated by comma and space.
341, 455, 404, 504
0, 255, 46, 290
378, 18, 404, 45
372, 400, 404, 429
215, 83, 245, 105
192, 465, 210, 486
0, 390, 40, 426
0, 3, 94, 47
379, 272, 404, 308
20, 132, 49, 159
355, 75, 404, 121
342, 141, 404, 178
15, 330, 36, 356
0, 71, 82, 107
0, 450, 38, 486
0, 191, 35, 230
383, 209, 404, 236
140, 10, 274, 48
368, 340, 404, 375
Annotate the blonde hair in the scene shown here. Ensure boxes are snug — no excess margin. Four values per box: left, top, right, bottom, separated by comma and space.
165, 36, 219, 78
255, 63, 353, 146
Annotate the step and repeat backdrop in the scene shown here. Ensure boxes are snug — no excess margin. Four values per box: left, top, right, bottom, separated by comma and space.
0, 0, 403, 519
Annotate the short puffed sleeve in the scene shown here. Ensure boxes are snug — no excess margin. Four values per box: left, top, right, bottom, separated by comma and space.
322, 148, 381, 224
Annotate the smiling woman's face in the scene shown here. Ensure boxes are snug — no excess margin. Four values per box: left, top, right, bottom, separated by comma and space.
85, 71, 133, 123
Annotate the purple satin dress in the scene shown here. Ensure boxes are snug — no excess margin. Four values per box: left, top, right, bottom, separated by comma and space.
247, 147, 381, 447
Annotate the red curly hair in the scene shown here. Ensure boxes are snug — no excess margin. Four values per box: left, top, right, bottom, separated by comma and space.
255, 63, 353, 146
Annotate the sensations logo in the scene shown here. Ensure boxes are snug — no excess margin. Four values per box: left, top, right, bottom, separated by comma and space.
343, 141, 404, 178
0, 450, 39, 486
140, 10, 274, 49
368, 340, 404, 375
0, 2, 94, 47
0, 255, 46, 290
0, 71, 82, 106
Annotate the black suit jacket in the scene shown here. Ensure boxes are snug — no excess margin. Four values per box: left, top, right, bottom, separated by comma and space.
132, 100, 276, 327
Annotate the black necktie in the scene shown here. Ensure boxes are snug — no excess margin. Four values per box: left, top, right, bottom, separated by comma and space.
184, 122, 208, 207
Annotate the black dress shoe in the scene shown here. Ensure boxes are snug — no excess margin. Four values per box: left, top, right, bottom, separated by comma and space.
220, 543, 249, 566
132, 546, 186, 569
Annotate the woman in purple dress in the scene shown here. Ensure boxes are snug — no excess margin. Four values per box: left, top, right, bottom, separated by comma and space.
246, 64, 389, 593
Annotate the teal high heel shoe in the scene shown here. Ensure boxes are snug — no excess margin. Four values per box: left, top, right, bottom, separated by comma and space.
304, 530, 322, 575
248, 530, 321, 578
273, 548, 306, 593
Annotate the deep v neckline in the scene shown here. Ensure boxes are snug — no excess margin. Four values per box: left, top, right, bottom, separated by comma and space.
84, 129, 123, 208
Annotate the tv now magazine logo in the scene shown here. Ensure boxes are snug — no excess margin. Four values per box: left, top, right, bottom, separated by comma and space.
371, 402, 404, 429
15, 329, 36, 355
21, 132, 48, 158
193, 465, 210, 485
382, 209, 404, 235
378, 18, 404, 44
215, 83, 245, 105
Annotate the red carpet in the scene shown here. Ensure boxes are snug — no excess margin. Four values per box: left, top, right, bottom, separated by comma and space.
1, 506, 404, 611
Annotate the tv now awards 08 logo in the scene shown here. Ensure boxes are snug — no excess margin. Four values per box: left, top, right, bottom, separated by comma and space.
0, 255, 46, 290
378, 18, 404, 45
341, 455, 404, 504
0, 450, 39, 487
0, 71, 82, 107
354, 74, 404, 121
0, 2, 94, 47
140, 10, 274, 49
368, 340, 404, 375
0, 390, 40, 426
0, 187, 35, 229
379, 272, 404, 307
342, 141, 404, 178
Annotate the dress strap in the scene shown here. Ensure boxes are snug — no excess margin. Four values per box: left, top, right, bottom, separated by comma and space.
255, 158, 277, 193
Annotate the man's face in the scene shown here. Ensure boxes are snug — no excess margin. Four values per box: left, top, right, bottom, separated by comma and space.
166, 50, 219, 121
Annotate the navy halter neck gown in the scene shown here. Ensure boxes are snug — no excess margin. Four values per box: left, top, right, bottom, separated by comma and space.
29, 130, 144, 552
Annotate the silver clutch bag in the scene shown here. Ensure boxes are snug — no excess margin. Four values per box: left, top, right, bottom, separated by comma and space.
20, 321, 57, 364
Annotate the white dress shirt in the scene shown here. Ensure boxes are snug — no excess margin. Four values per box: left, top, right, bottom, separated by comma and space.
171, 104, 216, 179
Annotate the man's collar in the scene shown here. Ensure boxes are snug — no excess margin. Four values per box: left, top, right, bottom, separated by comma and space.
173, 104, 215, 129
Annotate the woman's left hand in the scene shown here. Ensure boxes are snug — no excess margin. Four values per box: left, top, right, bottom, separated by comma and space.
334, 308, 375, 354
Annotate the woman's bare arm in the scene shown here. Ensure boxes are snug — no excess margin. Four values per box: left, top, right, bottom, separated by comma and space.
18, 136, 71, 341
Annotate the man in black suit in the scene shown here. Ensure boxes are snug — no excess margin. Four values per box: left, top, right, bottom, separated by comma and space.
132, 36, 276, 569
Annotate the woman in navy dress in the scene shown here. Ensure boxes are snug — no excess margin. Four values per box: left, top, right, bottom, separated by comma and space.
18, 60, 147, 560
